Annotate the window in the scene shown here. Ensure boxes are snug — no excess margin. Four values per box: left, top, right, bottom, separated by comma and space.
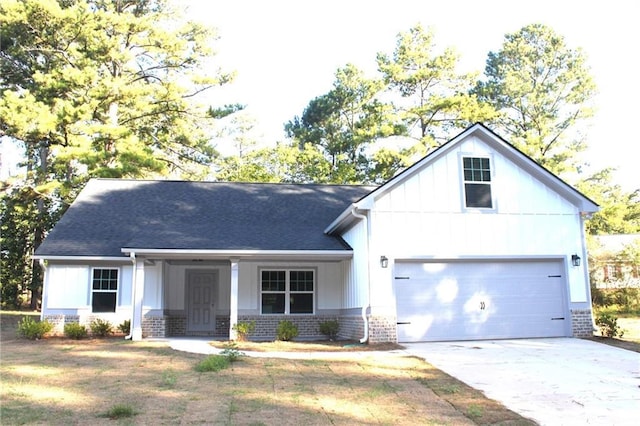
261, 269, 314, 314
463, 156, 493, 208
92, 268, 118, 312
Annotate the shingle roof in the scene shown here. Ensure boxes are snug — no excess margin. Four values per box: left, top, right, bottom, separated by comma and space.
36, 179, 375, 257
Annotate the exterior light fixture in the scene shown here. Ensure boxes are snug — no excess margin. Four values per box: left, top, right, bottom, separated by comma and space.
380, 256, 389, 268
571, 254, 581, 267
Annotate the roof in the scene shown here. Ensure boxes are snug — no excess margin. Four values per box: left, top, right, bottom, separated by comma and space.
36, 179, 375, 258
326, 123, 600, 233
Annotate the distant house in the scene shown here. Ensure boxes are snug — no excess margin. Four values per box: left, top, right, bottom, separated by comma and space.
34, 123, 599, 342
590, 234, 640, 289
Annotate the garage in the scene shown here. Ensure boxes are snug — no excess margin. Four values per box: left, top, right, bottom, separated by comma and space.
394, 259, 569, 342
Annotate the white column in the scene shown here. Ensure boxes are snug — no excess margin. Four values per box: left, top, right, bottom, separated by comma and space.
131, 257, 145, 340
229, 258, 239, 340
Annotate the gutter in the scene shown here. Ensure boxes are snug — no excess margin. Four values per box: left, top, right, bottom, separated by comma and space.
124, 251, 136, 340
351, 208, 371, 344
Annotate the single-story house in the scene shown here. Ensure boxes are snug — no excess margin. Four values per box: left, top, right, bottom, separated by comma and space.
35, 123, 599, 342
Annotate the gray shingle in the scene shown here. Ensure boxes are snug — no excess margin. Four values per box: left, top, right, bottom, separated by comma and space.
36, 179, 375, 257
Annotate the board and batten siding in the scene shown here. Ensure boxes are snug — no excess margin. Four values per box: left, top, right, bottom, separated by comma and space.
236, 260, 345, 314
341, 219, 370, 309
42, 262, 131, 322
368, 135, 589, 304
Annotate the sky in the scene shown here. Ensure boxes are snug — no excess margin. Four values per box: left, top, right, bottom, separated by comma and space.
180, 0, 639, 190
1, 0, 638, 191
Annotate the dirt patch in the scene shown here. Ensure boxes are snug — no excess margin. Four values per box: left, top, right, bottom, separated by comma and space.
210, 339, 403, 352
1, 328, 534, 425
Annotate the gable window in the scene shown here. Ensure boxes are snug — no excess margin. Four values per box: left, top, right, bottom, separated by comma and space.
261, 269, 314, 314
91, 268, 118, 312
463, 156, 493, 208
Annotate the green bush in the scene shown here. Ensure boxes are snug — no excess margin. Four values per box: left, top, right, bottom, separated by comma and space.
319, 319, 340, 340
220, 341, 244, 362
64, 323, 88, 340
276, 320, 298, 341
118, 319, 131, 334
89, 318, 113, 337
100, 404, 136, 419
232, 320, 255, 341
595, 312, 625, 338
16, 316, 53, 340
195, 354, 230, 372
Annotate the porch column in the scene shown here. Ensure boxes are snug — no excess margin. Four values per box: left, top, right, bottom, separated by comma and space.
229, 258, 239, 340
131, 256, 145, 340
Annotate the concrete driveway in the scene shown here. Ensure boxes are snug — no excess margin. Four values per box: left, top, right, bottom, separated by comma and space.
403, 338, 640, 425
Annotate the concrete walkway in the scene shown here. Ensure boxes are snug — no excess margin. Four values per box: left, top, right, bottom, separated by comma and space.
402, 338, 640, 426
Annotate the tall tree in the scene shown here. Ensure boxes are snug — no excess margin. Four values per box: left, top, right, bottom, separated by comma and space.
377, 24, 496, 149
285, 64, 397, 183
0, 0, 233, 308
576, 169, 640, 235
474, 23, 596, 176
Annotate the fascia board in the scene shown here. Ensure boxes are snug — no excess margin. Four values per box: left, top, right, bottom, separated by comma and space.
120, 248, 353, 259
33, 255, 131, 262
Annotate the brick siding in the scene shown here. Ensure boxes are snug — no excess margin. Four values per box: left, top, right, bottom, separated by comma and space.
571, 309, 595, 337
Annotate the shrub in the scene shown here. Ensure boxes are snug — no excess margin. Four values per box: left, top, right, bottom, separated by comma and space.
195, 354, 230, 372
220, 341, 245, 362
16, 316, 53, 340
276, 320, 298, 341
595, 313, 625, 338
319, 319, 340, 340
64, 323, 88, 340
100, 404, 136, 419
118, 319, 131, 334
232, 320, 255, 341
89, 318, 113, 337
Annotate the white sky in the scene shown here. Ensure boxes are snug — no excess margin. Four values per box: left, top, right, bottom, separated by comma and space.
183, 0, 639, 190
2, 0, 638, 191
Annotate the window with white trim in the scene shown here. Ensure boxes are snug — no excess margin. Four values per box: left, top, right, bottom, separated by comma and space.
91, 268, 118, 312
261, 269, 314, 314
463, 156, 493, 208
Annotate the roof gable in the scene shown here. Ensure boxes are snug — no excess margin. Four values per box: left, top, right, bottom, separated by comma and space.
36, 179, 375, 258
326, 123, 599, 233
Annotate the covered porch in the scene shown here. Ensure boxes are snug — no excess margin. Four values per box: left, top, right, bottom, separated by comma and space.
125, 248, 357, 341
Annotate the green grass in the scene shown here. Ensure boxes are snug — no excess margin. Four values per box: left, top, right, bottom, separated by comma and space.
195, 354, 230, 372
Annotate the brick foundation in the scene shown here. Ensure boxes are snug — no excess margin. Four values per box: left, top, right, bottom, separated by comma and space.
338, 315, 365, 341
571, 309, 594, 337
141, 316, 167, 338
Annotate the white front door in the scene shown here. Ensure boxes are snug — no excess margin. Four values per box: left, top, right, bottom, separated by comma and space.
187, 270, 217, 333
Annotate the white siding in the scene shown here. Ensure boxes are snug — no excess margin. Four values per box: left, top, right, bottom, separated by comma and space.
45, 265, 90, 309
369, 135, 588, 305
164, 263, 229, 312
342, 220, 369, 308
236, 260, 345, 313
143, 262, 161, 309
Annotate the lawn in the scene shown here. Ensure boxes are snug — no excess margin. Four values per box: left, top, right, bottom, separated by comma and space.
0, 312, 534, 425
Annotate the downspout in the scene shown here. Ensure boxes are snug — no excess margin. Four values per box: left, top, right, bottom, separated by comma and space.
580, 212, 598, 332
39, 260, 47, 321
125, 252, 136, 340
351, 208, 371, 344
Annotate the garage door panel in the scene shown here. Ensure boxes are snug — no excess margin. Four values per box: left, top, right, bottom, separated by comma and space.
395, 260, 568, 342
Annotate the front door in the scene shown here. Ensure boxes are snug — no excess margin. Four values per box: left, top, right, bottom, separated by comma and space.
186, 270, 218, 333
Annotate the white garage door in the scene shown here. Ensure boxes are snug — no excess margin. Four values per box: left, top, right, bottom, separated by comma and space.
395, 260, 569, 342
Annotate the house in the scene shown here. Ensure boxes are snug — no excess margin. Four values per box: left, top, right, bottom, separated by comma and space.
35, 123, 599, 342
590, 234, 640, 289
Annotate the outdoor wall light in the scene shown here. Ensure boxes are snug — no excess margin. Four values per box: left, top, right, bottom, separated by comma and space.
380, 255, 389, 268
571, 254, 581, 267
